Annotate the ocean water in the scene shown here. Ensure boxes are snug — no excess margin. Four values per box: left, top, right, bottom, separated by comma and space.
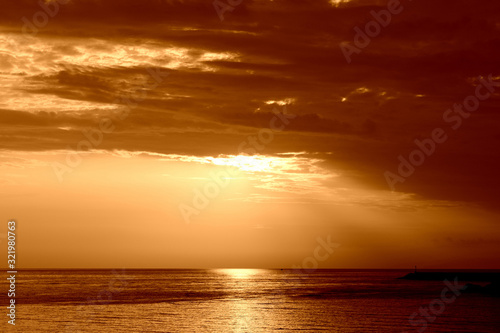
2, 269, 500, 332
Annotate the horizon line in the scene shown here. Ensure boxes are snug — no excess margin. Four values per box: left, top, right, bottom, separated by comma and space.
4, 267, 500, 271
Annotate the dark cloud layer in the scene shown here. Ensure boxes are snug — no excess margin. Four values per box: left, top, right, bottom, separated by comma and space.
1, 0, 500, 207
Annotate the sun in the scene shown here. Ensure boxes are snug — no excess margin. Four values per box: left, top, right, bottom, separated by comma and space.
329, 0, 351, 7
210, 155, 274, 173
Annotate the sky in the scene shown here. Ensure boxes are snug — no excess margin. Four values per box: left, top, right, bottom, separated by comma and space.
0, 0, 499, 269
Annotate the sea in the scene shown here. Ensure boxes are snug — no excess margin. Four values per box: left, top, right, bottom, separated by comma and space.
2, 269, 500, 332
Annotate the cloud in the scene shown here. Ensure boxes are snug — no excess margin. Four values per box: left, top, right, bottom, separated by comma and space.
0, 0, 499, 209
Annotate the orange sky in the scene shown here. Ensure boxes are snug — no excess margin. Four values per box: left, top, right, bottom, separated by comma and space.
0, 0, 499, 269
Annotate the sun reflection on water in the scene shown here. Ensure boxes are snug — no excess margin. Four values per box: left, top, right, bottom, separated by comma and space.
214, 268, 263, 279
210, 269, 271, 331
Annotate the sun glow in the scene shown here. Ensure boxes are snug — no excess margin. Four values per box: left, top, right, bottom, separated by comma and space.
210, 155, 274, 173
329, 0, 351, 7
215, 268, 263, 279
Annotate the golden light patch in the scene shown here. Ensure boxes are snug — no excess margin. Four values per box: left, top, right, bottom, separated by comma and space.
329, 0, 352, 7
209, 155, 275, 173
214, 268, 263, 279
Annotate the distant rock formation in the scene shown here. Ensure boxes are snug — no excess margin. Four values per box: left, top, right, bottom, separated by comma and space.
398, 271, 500, 297
461, 282, 500, 297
